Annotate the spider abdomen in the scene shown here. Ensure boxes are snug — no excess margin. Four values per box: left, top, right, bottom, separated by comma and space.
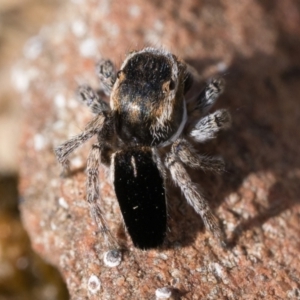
113, 147, 166, 249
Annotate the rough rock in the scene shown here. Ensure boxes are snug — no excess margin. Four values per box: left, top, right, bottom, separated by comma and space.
16, 0, 300, 299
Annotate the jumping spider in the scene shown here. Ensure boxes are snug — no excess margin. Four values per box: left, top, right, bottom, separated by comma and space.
55, 48, 231, 250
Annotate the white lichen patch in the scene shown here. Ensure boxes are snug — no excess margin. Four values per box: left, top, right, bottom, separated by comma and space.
87, 274, 101, 294
23, 36, 43, 60
128, 5, 141, 18
212, 262, 230, 285
103, 249, 122, 267
33, 134, 46, 151
155, 287, 172, 299
54, 93, 66, 109
71, 156, 84, 169
11, 66, 39, 92
79, 38, 98, 57
71, 19, 87, 37
58, 197, 69, 209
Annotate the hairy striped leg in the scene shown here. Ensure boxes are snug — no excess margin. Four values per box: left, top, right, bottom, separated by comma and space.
96, 59, 116, 96
165, 153, 225, 244
77, 85, 110, 114
55, 114, 106, 168
190, 109, 231, 143
86, 144, 118, 248
76, 59, 116, 114
171, 138, 225, 173
191, 78, 225, 114
186, 77, 228, 132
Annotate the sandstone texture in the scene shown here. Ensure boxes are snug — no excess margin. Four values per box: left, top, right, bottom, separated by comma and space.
16, 0, 300, 299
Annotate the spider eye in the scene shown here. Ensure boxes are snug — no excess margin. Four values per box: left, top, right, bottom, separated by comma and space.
127, 49, 137, 55
169, 79, 176, 90
116, 70, 122, 79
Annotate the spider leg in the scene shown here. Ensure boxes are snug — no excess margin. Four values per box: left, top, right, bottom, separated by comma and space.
165, 153, 224, 243
199, 78, 225, 113
171, 138, 225, 173
188, 78, 225, 115
76, 59, 116, 114
187, 78, 225, 131
54, 113, 106, 168
96, 59, 116, 96
77, 85, 110, 114
189, 109, 231, 143
87, 144, 118, 248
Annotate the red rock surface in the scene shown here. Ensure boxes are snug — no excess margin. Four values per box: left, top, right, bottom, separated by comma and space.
16, 0, 300, 299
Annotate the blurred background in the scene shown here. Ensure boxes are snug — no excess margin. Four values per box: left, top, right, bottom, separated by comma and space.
0, 0, 69, 299
1, 0, 300, 298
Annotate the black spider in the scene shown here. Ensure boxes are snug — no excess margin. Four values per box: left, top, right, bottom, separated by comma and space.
55, 47, 231, 252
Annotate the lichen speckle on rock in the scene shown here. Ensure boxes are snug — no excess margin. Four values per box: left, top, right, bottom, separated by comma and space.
87, 274, 101, 294
155, 287, 173, 299
17, 0, 300, 299
103, 250, 122, 268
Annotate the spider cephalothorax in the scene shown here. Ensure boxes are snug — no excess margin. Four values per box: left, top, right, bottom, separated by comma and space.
55, 47, 231, 250
111, 48, 187, 147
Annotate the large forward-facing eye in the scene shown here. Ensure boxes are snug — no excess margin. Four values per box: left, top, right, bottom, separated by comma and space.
116, 70, 122, 79
162, 79, 176, 94
169, 79, 176, 90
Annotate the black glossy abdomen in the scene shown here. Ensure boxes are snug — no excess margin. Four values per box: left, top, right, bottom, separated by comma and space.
113, 147, 166, 249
